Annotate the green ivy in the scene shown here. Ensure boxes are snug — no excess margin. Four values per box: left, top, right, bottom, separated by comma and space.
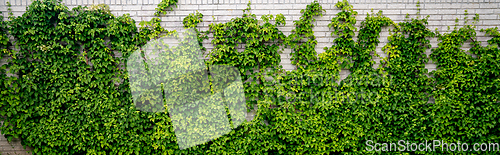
155, 0, 179, 16
285, 0, 324, 71
427, 12, 500, 152
0, 11, 10, 59
206, 1, 286, 110
183, 11, 209, 52
0, 0, 499, 154
0, 0, 170, 154
370, 9, 435, 154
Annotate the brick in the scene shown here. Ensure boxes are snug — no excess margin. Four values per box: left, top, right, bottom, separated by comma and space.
217, 4, 237, 10
461, 3, 480, 9
9, 6, 26, 12
288, 9, 302, 16
210, 0, 220, 4
316, 20, 330, 26
276, 4, 293, 10
199, 5, 218, 10
314, 32, 328, 38
482, 20, 500, 26
292, 4, 307, 9
442, 15, 458, 20
141, 16, 157, 22
161, 16, 181, 21
425, 63, 437, 69
137, 11, 156, 16
123, 5, 142, 11
369, 4, 388, 9
439, 9, 457, 15
327, 10, 340, 16
236, 5, 248, 9
281, 64, 295, 70
316, 43, 331, 49
424, 3, 444, 9
252, 4, 275, 10
479, 15, 498, 20
405, 3, 420, 10
384, 15, 407, 21
445, 20, 459, 26
175, 10, 196, 15
383, 10, 402, 15
400, 10, 417, 15
413, 9, 433, 15
109, 5, 124, 11
218, 15, 236, 21
231, 10, 244, 15
427, 20, 446, 26
313, 26, 329, 32
211, 10, 229, 15
447, 3, 462, 9
280, 59, 291, 64
352, 4, 369, 10
201, 15, 215, 22
476, 9, 495, 14
250, 10, 269, 15
278, 26, 293, 32
389, 4, 406, 9
480, 3, 499, 8
427, 15, 442, 20
179, 5, 199, 10
270, 9, 288, 15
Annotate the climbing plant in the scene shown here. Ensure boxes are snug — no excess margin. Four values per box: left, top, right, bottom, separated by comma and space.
0, 0, 499, 154
321, 0, 396, 152
206, 1, 287, 109
0, 0, 173, 154
428, 11, 500, 151
0, 16, 9, 60
0, 7, 12, 127
367, 6, 435, 153
155, 0, 179, 16
284, 0, 324, 71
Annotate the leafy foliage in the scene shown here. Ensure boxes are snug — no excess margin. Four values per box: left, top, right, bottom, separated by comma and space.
206, 1, 286, 109
428, 12, 500, 150
155, 0, 179, 16
285, 0, 324, 71
0, 0, 174, 154
0, 0, 499, 154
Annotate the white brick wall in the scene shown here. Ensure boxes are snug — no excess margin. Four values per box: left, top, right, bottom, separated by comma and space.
1, 0, 500, 153
0, 121, 33, 154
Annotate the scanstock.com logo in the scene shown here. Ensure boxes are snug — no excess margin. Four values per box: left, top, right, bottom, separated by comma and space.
126, 28, 246, 150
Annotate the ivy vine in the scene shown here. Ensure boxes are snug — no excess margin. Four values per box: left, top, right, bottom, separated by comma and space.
155, 0, 179, 16
0, 0, 499, 154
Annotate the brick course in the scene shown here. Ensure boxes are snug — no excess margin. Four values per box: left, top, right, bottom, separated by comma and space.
1, 0, 500, 153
